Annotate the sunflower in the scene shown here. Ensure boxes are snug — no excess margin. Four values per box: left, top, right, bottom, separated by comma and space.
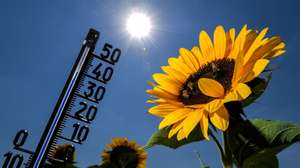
47, 144, 75, 167
101, 137, 147, 168
147, 25, 285, 140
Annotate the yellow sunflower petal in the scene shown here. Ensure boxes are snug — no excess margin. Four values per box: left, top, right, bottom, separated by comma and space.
199, 30, 215, 61
242, 58, 270, 83
237, 25, 247, 49
232, 52, 244, 85
236, 83, 252, 99
182, 109, 203, 138
214, 25, 226, 59
209, 106, 229, 131
179, 48, 200, 71
177, 128, 186, 141
229, 25, 247, 59
243, 30, 258, 54
153, 73, 181, 95
273, 42, 285, 50
178, 56, 195, 73
239, 37, 282, 81
248, 36, 283, 64
263, 48, 285, 59
205, 99, 224, 113
147, 88, 177, 100
191, 46, 206, 65
146, 87, 178, 102
153, 73, 181, 88
251, 59, 270, 80
224, 90, 239, 103
161, 66, 187, 83
168, 121, 184, 138
225, 28, 235, 57
244, 27, 269, 63
271, 50, 285, 58
200, 112, 209, 140
198, 78, 225, 98
159, 108, 191, 129
168, 57, 193, 75
229, 28, 236, 42
149, 104, 180, 117
147, 81, 157, 87
225, 83, 251, 102
147, 99, 183, 106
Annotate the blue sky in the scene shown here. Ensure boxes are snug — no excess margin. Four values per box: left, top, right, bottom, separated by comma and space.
0, 0, 300, 167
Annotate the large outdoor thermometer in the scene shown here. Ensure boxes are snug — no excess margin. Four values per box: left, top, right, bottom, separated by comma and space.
1, 29, 121, 168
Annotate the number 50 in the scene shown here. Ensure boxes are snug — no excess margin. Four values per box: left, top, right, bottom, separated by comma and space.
100, 43, 121, 64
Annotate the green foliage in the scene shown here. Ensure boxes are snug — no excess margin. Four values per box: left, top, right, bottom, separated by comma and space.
144, 125, 206, 149
64, 163, 78, 168
242, 153, 279, 168
227, 119, 300, 168
242, 74, 271, 107
88, 165, 100, 168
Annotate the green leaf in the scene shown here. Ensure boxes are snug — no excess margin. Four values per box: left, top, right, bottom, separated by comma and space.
227, 119, 300, 167
242, 74, 271, 107
144, 125, 205, 149
64, 163, 78, 168
242, 154, 278, 168
88, 165, 100, 168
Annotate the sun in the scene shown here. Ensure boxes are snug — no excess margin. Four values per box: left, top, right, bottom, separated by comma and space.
126, 12, 152, 39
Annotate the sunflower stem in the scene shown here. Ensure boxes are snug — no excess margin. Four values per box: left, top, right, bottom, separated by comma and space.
222, 131, 233, 168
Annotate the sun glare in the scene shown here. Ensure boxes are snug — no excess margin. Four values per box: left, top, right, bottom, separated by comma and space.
126, 12, 152, 39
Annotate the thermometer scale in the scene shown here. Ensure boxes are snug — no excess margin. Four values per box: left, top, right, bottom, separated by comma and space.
1, 29, 121, 168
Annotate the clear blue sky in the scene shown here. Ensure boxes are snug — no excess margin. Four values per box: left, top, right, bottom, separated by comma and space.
0, 0, 300, 167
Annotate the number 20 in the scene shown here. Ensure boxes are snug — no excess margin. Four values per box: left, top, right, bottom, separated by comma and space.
75, 102, 98, 122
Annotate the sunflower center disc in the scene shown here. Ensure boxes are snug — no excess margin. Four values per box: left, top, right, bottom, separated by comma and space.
110, 146, 139, 167
179, 59, 235, 105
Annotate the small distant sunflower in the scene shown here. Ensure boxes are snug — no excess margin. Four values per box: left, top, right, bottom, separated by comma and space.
47, 144, 76, 167
101, 138, 147, 168
147, 25, 285, 140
